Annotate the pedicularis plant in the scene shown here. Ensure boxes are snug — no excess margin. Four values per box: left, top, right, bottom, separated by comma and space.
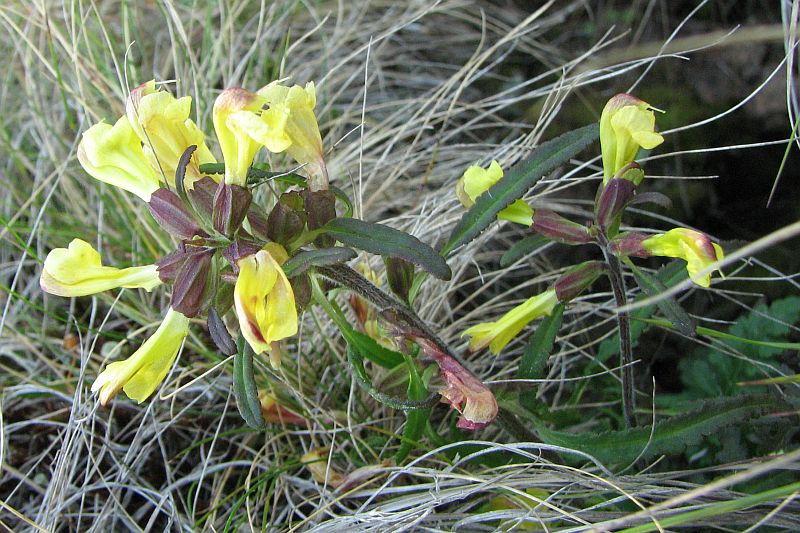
41, 80, 724, 458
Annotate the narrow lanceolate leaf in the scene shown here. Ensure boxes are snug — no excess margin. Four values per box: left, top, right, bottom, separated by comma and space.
533, 395, 784, 465
629, 261, 696, 337
282, 247, 357, 278
441, 123, 599, 256
323, 217, 452, 280
518, 304, 564, 381
233, 342, 265, 429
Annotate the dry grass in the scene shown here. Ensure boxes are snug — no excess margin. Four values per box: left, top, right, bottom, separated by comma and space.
1, 0, 799, 531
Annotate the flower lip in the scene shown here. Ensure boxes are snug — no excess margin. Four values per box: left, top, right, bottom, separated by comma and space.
91, 307, 190, 405
233, 244, 298, 356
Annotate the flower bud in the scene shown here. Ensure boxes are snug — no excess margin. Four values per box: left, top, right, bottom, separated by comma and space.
289, 272, 312, 311
212, 182, 252, 236
147, 188, 203, 239
302, 189, 336, 247
595, 178, 636, 230
170, 247, 214, 317
266, 191, 307, 244
207, 307, 237, 356
188, 176, 218, 217
554, 261, 605, 302
531, 210, 593, 245
609, 232, 650, 258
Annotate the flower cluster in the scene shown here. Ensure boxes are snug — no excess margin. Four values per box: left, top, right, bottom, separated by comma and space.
41, 79, 499, 435
41, 79, 326, 404
459, 93, 724, 354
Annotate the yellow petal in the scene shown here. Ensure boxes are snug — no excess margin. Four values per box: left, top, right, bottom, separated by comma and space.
40, 239, 161, 297
463, 289, 558, 354
78, 117, 161, 201
91, 308, 190, 405
127, 80, 217, 186
234, 245, 298, 356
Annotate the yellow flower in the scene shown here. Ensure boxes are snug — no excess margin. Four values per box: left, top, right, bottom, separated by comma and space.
234, 243, 298, 358
463, 289, 558, 354
258, 81, 324, 166
77, 116, 161, 201
91, 308, 190, 405
600, 93, 664, 184
213, 87, 291, 186
40, 238, 161, 297
455, 160, 533, 226
642, 228, 724, 288
126, 80, 216, 186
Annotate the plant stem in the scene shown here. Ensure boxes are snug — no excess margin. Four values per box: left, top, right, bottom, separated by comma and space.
599, 234, 637, 428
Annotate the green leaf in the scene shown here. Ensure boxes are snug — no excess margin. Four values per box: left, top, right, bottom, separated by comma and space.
499, 234, 550, 268
518, 304, 564, 412
323, 217, 451, 280
233, 342, 265, 429
282, 247, 357, 277
339, 326, 405, 369
629, 261, 696, 337
441, 123, 599, 256
533, 395, 785, 465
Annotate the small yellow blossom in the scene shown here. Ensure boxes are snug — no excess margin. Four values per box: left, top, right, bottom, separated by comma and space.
464, 289, 558, 354
40, 238, 161, 297
234, 243, 298, 357
126, 80, 216, 186
600, 94, 664, 184
77, 116, 161, 201
258, 81, 324, 170
642, 228, 724, 288
455, 160, 533, 226
213, 87, 291, 186
91, 308, 190, 405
